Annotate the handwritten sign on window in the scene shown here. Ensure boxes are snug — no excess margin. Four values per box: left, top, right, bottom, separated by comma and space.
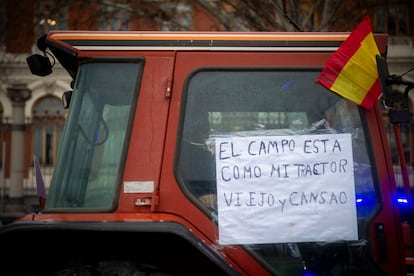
215, 133, 358, 245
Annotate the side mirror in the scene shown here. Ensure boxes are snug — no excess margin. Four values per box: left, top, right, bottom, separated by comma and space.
26, 54, 53, 77
62, 90, 73, 109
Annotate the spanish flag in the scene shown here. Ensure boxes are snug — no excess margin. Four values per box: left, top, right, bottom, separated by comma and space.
316, 16, 381, 110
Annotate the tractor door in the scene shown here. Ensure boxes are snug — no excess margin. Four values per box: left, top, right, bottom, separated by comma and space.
159, 50, 406, 275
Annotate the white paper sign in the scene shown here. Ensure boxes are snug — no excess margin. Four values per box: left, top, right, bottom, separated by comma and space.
215, 133, 358, 245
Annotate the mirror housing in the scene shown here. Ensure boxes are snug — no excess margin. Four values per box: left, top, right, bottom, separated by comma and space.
26, 54, 52, 77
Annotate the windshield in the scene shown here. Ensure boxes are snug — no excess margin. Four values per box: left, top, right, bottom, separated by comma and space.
176, 69, 383, 275
45, 60, 142, 210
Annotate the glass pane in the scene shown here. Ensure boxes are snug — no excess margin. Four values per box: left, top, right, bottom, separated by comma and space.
387, 6, 397, 35
46, 61, 141, 210
45, 125, 53, 165
177, 70, 383, 275
374, 7, 385, 33
398, 5, 408, 35
34, 126, 43, 163
0, 3, 4, 43
32, 96, 66, 166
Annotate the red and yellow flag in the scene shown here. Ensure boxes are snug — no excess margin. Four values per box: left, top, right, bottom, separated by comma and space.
316, 16, 381, 110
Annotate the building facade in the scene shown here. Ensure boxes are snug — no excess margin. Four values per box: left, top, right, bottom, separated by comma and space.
0, 0, 413, 218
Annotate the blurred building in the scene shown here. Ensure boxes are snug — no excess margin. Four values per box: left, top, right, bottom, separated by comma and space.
0, 0, 413, 220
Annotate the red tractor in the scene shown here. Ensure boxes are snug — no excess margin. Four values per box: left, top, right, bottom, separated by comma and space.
0, 30, 410, 275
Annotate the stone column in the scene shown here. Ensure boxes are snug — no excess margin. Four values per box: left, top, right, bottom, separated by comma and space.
6, 83, 31, 213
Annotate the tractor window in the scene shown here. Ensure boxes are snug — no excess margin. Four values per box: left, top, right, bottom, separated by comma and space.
176, 69, 383, 275
45, 60, 141, 210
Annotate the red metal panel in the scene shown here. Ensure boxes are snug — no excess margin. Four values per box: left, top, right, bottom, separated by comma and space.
119, 53, 175, 213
